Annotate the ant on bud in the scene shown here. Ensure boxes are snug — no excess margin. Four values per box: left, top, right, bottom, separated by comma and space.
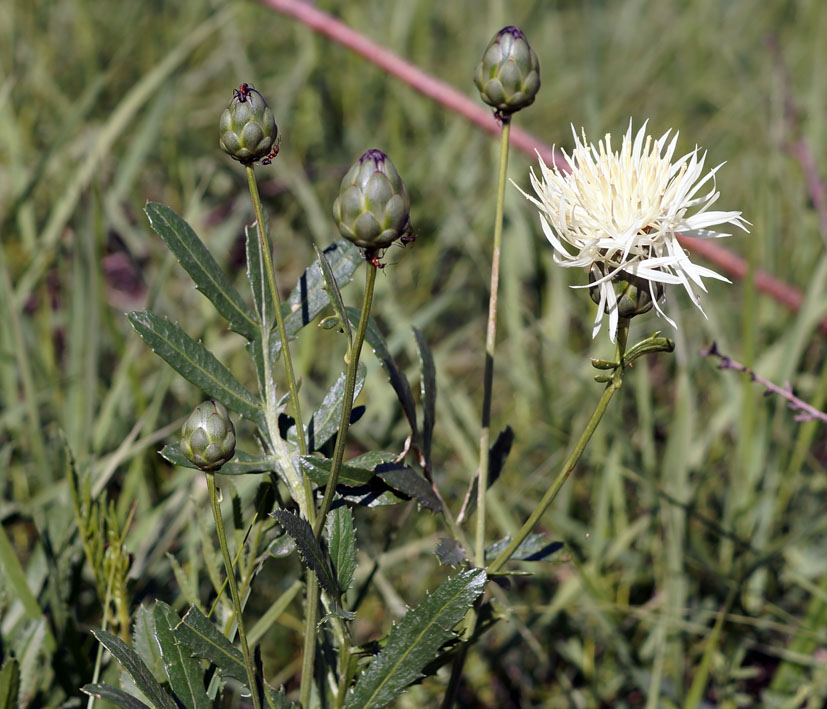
364, 248, 386, 269
233, 82, 262, 103
260, 136, 282, 165
399, 233, 416, 247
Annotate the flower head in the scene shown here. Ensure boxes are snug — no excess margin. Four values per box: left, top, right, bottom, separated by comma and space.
519, 120, 749, 341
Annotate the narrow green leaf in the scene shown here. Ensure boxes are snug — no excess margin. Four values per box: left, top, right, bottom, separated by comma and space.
154, 601, 210, 709
270, 239, 362, 360
245, 221, 274, 327
326, 506, 357, 594
270, 509, 338, 597
316, 245, 352, 344
345, 568, 487, 709
375, 464, 440, 512
346, 308, 418, 439
484, 534, 562, 562
460, 426, 514, 520
300, 455, 375, 487
132, 603, 164, 683
91, 629, 177, 709
0, 657, 20, 709
296, 365, 366, 451
160, 444, 275, 476
145, 203, 258, 339
174, 606, 247, 686
412, 327, 436, 468
128, 311, 263, 425
81, 683, 152, 709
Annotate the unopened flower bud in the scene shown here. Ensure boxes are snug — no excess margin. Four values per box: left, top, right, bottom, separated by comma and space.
332, 149, 412, 250
219, 84, 278, 164
180, 400, 236, 472
474, 26, 540, 117
589, 264, 665, 320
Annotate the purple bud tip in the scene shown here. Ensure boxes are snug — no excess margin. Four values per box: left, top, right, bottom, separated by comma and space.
499, 26, 524, 39
360, 149, 388, 167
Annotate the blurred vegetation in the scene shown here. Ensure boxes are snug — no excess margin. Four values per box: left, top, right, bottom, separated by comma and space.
1, 0, 826, 706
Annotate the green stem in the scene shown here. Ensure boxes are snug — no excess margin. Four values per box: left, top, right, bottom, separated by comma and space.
300, 262, 377, 707
475, 120, 511, 567
488, 321, 628, 575
245, 165, 315, 518
206, 472, 262, 709
312, 262, 378, 539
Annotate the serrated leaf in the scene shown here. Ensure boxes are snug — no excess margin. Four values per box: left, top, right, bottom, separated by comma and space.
326, 507, 357, 594
175, 606, 246, 686
296, 365, 366, 451
132, 603, 164, 683
270, 239, 362, 361
161, 444, 275, 476
245, 221, 274, 326
412, 327, 436, 468
345, 568, 487, 709
484, 534, 563, 562
316, 246, 351, 343
300, 456, 375, 488
145, 203, 258, 340
91, 629, 177, 709
153, 601, 210, 709
129, 312, 264, 425
81, 683, 152, 709
434, 538, 466, 567
375, 464, 440, 512
346, 308, 418, 439
0, 657, 20, 709
270, 510, 338, 598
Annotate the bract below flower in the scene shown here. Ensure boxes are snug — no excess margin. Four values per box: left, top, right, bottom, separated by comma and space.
518, 120, 749, 341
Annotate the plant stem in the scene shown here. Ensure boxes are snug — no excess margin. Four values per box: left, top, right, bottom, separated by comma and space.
312, 261, 378, 539
299, 261, 377, 707
245, 165, 315, 517
206, 472, 262, 709
475, 119, 511, 568
488, 321, 628, 575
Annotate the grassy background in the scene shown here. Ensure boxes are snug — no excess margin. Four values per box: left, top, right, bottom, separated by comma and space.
2, 0, 827, 706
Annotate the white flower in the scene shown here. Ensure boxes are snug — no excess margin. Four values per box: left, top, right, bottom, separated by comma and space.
518, 120, 749, 342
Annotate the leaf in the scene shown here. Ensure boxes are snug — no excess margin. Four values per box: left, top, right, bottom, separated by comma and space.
0, 657, 19, 709
300, 455, 375, 488
132, 603, 164, 683
153, 601, 210, 709
245, 221, 274, 326
128, 311, 264, 426
145, 202, 258, 340
346, 308, 418, 439
174, 606, 246, 686
484, 534, 563, 562
267, 685, 296, 709
297, 365, 366, 451
270, 509, 338, 598
81, 683, 152, 709
271, 239, 363, 361
91, 629, 177, 709
345, 568, 487, 709
460, 426, 515, 521
412, 327, 436, 468
316, 245, 352, 344
375, 463, 440, 512
160, 444, 275, 476
326, 506, 357, 594
434, 538, 466, 567
266, 534, 297, 558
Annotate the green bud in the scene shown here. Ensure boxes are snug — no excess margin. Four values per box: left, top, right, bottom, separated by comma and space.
332, 149, 412, 250
589, 264, 665, 320
180, 400, 236, 472
219, 84, 278, 164
473, 26, 540, 117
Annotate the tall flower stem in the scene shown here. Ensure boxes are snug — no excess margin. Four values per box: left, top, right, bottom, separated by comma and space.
488, 321, 628, 574
299, 261, 378, 708
206, 472, 262, 709
475, 119, 511, 568
245, 165, 314, 513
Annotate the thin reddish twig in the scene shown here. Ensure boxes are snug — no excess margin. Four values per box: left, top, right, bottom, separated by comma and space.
259, 0, 819, 327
